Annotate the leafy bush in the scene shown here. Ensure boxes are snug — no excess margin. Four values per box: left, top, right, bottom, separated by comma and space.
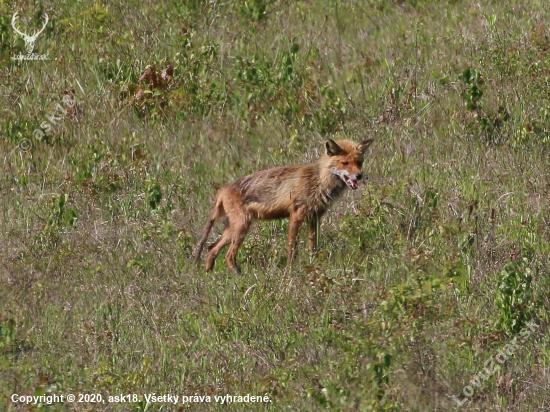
494, 257, 534, 334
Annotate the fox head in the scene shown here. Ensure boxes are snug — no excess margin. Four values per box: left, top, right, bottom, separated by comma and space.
325, 138, 374, 190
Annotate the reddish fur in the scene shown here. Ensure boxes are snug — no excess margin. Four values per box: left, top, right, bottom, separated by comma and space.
194, 139, 374, 273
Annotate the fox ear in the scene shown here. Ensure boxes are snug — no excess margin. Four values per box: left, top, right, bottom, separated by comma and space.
325, 139, 345, 156
357, 139, 374, 155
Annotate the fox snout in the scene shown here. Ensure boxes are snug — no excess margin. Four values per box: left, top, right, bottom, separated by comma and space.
341, 172, 361, 190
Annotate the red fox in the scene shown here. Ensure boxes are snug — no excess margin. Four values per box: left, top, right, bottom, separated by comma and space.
195, 138, 374, 273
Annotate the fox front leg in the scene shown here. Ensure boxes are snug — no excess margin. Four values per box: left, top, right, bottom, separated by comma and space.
308, 213, 320, 253
287, 206, 307, 264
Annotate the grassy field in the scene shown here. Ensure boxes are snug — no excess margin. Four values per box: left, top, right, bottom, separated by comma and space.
1, 0, 550, 410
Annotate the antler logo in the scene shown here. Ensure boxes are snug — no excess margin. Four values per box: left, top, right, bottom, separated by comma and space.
11, 12, 49, 55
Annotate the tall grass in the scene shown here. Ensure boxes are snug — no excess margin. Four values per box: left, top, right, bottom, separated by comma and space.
1, 0, 550, 410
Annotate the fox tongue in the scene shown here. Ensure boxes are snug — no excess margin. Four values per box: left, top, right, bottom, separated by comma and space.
349, 179, 358, 190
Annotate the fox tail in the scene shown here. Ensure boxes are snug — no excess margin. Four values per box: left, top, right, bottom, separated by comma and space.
194, 194, 224, 265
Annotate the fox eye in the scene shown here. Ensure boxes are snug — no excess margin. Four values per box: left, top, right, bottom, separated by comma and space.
342, 161, 349, 166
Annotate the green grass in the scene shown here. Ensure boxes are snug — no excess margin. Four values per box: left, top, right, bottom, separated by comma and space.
1, 0, 550, 410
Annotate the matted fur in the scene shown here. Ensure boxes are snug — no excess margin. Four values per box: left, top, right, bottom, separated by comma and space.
195, 138, 374, 273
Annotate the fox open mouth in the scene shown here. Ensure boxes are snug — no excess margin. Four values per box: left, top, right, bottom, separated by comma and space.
341, 175, 359, 190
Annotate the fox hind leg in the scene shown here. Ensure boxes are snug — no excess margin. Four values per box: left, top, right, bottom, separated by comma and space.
206, 226, 232, 271
207, 239, 221, 252
225, 219, 251, 274
207, 217, 230, 252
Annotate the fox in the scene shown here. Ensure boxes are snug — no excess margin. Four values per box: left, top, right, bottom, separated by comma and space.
194, 138, 374, 273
